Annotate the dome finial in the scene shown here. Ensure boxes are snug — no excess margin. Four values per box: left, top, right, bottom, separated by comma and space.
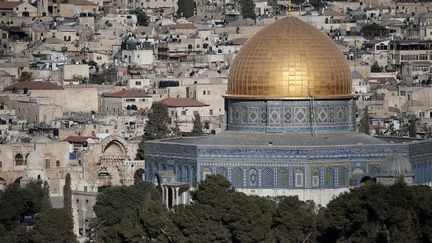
288, 0, 292, 17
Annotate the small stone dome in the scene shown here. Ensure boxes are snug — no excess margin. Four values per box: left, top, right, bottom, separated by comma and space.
26, 150, 44, 170
380, 154, 413, 177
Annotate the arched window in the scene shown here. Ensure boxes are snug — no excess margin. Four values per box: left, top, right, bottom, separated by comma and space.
278, 168, 289, 187
217, 167, 228, 178
248, 168, 258, 187
262, 168, 274, 187
294, 168, 304, 188
15, 154, 24, 166
202, 166, 211, 180
231, 167, 243, 187
177, 165, 182, 181
312, 169, 320, 188
183, 165, 189, 182
325, 168, 334, 188
338, 167, 348, 187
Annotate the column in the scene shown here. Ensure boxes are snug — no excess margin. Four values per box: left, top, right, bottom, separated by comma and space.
164, 186, 169, 208
175, 187, 179, 205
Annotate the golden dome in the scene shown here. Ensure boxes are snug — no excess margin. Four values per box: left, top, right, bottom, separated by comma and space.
227, 17, 353, 100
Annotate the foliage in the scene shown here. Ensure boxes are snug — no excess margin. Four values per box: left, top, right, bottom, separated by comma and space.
190, 113, 204, 136
144, 102, 171, 141
170, 175, 316, 242
91, 182, 171, 242
19, 71, 32, 82
177, 0, 195, 18
30, 208, 76, 243
371, 61, 383, 73
41, 181, 52, 213
63, 174, 72, 217
317, 181, 432, 242
130, 8, 149, 26
359, 106, 370, 135
408, 116, 417, 138
237, 0, 256, 20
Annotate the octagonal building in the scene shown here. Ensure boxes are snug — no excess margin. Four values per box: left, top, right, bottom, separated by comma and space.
145, 17, 432, 206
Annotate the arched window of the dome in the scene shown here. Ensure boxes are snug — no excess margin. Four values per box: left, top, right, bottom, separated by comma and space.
278, 168, 289, 188
338, 167, 348, 187
248, 168, 258, 187
312, 169, 320, 188
231, 167, 243, 187
14, 153, 24, 166
217, 167, 228, 178
262, 168, 274, 187
294, 168, 304, 188
325, 168, 335, 188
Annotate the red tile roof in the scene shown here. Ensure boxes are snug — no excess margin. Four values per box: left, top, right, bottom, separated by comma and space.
4, 81, 64, 91
160, 98, 208, 107
63, 136, 96, 143
0, 1, 24, 9
103, 90, 150, 98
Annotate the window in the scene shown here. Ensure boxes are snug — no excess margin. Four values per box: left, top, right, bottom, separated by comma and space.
45, 159, 50, 169
0, 161, 2, 168
231, 167, 243, 187
84, 186, 87, 192
217, 167, 228, 178
181, 110, 186, 115
278, 169, 289, 187
97, 56, 102, 60
209, 109, 213, 115
203, 90, 206, 95
171, 111, 175, 116
324, 168, 334, 188
312, 169, 320, 188
15, 154, 24, 166
1, 33, 6, 39
262, 168, 274, 187
248, 168, 257, 187
338, 167, 347, 187
135, 81, 141, 85
202, 167, 211, 180
294, 169, 303, 188
56, 160, 60, 167
125, 98, 135, 102
207, 90, 210, 95
420, 54, 428, 60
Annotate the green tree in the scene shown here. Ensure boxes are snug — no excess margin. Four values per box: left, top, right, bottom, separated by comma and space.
130, 8, 149, 26
408, 116, 417, 138
317, 181, 432, 242
144, 102, 171, 141
272, 196, 317, 242
19, 71, 32, 81
30, 208, 76, 243
238, 0, 256, 20
359, 106, 370, 135
91, 182, 171, 242
177, 0, 195, 18
171, 175, 274, 242
371, 61, 383, 73
41, 181, 52, 213
191, 113, 204, 136
63, 174, 72, 217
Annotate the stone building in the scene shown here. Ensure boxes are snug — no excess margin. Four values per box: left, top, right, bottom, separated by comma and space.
144, 16, 432, 206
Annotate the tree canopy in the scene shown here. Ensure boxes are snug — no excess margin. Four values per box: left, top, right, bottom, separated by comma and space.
177, 0, 195, 18
190, 113, 204, 136
129, 8, 149, 26
143, 102, 171, 141
238, 0, 256, 20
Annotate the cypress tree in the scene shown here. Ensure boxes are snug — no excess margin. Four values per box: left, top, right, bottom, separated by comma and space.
63, 174, 72, 217
359, 106, 370, 135
191, 113, 204, 136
